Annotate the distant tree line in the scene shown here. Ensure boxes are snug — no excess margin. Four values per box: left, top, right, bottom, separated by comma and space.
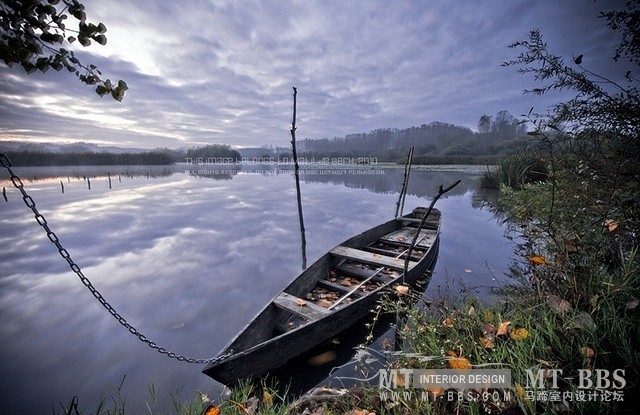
6, 150, 174, 166
298, 111, 527, 163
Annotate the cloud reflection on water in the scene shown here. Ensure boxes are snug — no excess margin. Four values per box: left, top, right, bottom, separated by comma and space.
0, 166, 512, 413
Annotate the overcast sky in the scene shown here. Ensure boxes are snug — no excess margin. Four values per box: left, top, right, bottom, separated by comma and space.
0, 0, 629, 149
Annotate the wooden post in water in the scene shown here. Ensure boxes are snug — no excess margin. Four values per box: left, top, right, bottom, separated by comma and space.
290, 87, 307, 270
60, 181, 64, 194
2, 187, 6, 202
108, 172, 112, 189
87, 177, 91, 190
395, 146, 414, 218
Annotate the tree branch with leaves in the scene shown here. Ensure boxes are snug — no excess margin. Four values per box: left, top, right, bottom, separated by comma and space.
0, 0, 128, 100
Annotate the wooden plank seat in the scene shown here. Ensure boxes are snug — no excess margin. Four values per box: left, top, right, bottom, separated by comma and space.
330, 245, 417, 270
378, 227, 438, 249
273, 292, 331, 321
365, 244, 423, 261
317, 278, 367, 297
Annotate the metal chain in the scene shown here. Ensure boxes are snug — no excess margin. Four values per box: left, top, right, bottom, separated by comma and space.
0, 152, 229, 365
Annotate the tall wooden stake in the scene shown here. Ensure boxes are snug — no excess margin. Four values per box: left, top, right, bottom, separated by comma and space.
395, 146, 414, 218
291, 87, 307, 270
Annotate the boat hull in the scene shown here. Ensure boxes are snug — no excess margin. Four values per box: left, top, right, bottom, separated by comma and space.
203, 208, 441, 385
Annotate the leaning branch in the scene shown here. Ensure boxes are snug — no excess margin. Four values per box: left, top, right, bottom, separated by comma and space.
402, 180, 461, 280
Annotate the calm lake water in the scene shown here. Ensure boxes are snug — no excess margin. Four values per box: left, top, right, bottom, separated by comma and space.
0, 164, 514, 414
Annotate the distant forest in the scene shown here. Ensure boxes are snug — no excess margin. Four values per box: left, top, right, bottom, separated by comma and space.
297, 111, 528, 163
4, 150, 175, 166
2, 110, 527, 166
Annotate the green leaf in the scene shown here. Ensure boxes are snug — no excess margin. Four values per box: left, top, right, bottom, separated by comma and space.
95, 85, 109, 97
36, 57, 50, 71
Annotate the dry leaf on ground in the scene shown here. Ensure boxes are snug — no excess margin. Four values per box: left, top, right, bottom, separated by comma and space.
496, 321, 511, 336
528, 255, 547, 265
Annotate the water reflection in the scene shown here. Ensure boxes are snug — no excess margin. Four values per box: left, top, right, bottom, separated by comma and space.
0, 166, 512, 414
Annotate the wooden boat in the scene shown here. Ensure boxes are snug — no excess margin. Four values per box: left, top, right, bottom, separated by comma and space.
203, 207, 441, 385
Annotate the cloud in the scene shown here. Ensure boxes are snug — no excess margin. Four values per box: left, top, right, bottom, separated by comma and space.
0, 0, 629, 149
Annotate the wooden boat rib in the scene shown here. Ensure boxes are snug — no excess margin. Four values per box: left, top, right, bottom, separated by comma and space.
203, 207, 441, 385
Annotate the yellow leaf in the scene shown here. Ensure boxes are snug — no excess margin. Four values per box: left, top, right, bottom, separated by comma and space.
527, 255, 547, 265
479, 336, 495, 349
448, 356, 472, 369
581, 346, 596, 359
262, 390, 273, 408
442, 317, 455, 328
395, 284, 410, 295
295, 298, 307, 306
203, 405, 220, 415
515, 383, 526, 400
496, 321, 511, 336
509, 327, 529, 341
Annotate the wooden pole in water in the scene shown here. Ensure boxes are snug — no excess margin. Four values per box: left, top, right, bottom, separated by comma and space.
395, 146, 414, 218
290, 87, 307, 270
60, 181, 64, 194
108, 172, 112, 189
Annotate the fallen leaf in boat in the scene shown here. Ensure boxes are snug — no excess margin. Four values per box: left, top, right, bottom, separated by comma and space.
373, 253, 380, 258
307, 350, 337, 366
496, 321, 511, 336
203, 405, 220, 415
441, 317, 454, 328
395, 285, 410, 295
318, 299, 333, 308
547, 294, 572, 314
528, 255, 547, 265
581, 346, 596, 359
479, 336, 495, 349
626, 299, 639, 310
295, 298, 307, 306
509, 327, 529, 341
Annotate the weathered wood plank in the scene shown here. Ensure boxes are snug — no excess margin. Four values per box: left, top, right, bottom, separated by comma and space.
335, 262, 397, 282
318, 278, 366, 297
365, 245, 422, 261
273, 292, 331, 321
379, 227, 438, 249
398, 217, 440, 230
330, 246, 417, 270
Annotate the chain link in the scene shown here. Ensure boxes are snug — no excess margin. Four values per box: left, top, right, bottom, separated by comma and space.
1, 152, 230, 365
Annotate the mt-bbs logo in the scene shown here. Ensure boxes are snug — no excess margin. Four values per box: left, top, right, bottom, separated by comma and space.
526, 368, 626, 389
